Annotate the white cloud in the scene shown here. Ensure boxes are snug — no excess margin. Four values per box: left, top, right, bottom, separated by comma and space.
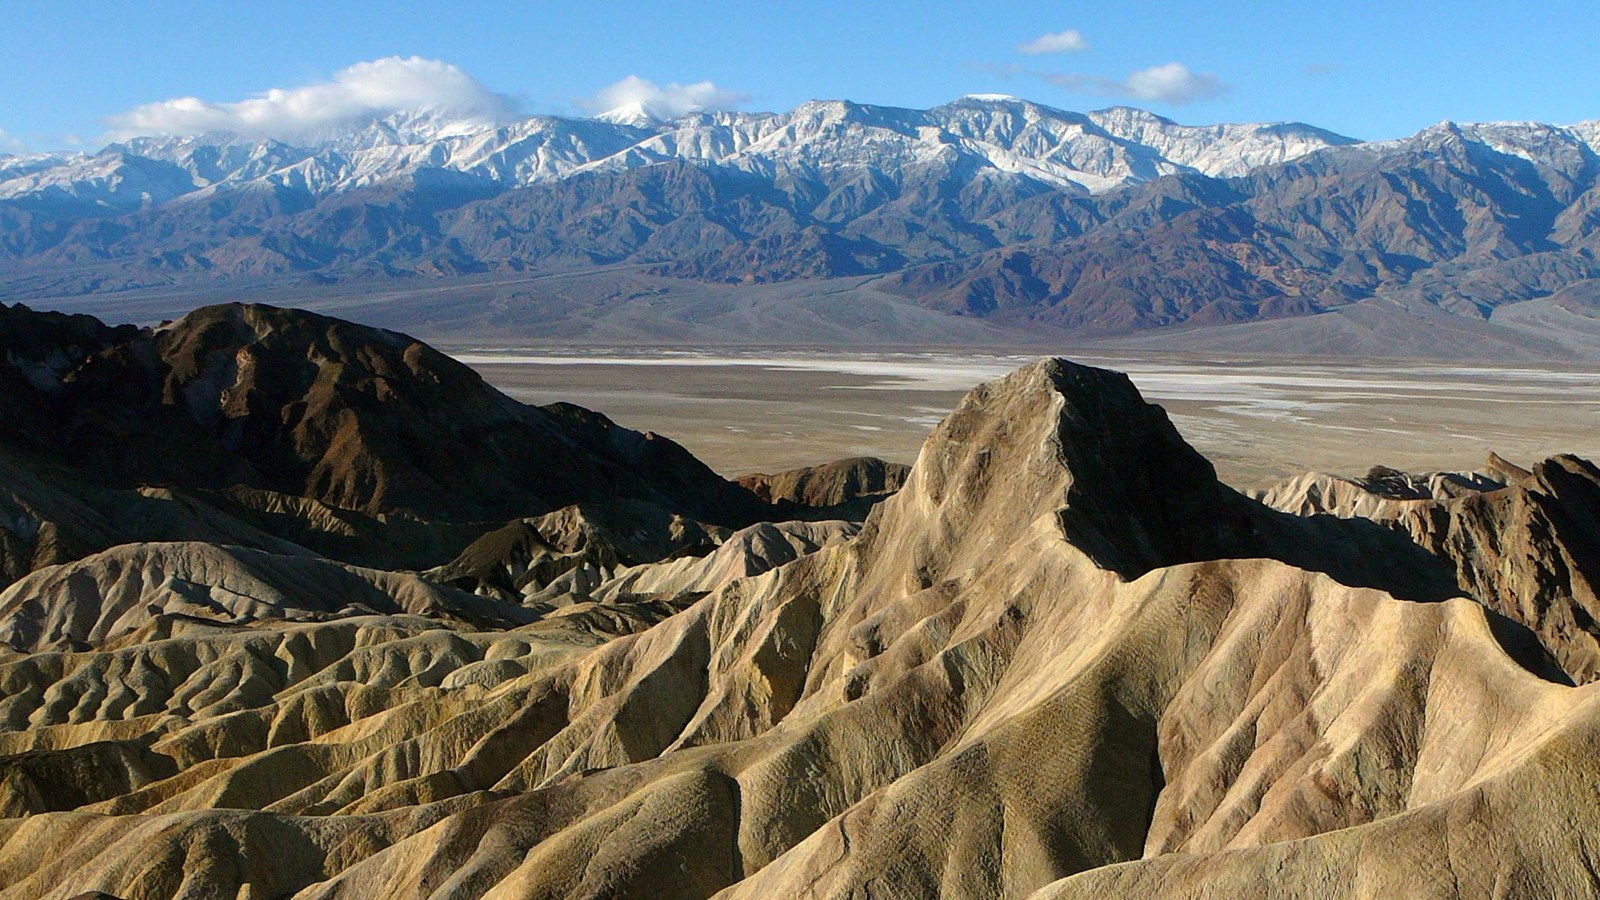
1017, 30, 1089, 55
580, 75, 749, 119
106, 57, 515, 140
1028, 61, 1228, 106
1120, 62, 1226, 104
0, 128, 28, 153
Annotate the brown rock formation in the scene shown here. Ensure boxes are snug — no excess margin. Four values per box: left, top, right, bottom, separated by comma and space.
0, 301, 764, 527
737, 456, 910, 517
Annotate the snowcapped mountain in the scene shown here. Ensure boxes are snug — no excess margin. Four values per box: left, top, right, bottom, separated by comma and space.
0, 97, 1362, 210
13, 96, 1595, 222
5, 96, 1600, 346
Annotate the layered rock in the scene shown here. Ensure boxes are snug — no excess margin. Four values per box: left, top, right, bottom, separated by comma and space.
737, 456, 910, 520
427, 498, 730, 601
0, 541, 540, 653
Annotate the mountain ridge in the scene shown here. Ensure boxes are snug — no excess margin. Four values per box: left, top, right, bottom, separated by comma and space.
6, 97, 1600, 349
0, 98, 1360, 209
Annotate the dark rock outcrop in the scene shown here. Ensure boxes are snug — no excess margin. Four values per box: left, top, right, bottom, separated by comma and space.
737, 456, 910, 521
0, 302, 768, 588
1260, 452, 1600, 682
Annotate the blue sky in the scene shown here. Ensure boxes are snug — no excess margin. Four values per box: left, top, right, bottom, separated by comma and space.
2, 0, 1596, 151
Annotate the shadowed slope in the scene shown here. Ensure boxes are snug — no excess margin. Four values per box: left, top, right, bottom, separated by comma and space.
737, 456, 911, 521
32, 302, 762, 523
0, 301, 770, 590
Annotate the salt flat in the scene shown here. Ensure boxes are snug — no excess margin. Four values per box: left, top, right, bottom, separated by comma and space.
453, 348, 1600, 488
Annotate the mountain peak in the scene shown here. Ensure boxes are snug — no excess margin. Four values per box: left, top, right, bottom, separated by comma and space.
883, 358, 1249, 581
594, 100, 667, 128
1093, 104, 1178, 124
311, 107, 502, 148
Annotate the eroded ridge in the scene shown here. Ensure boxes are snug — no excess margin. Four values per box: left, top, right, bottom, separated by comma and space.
0, 308, 1596, 899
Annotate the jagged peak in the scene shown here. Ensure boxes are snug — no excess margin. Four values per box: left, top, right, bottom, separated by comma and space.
875, 358, 1248, 582
2, 95, 1372, 207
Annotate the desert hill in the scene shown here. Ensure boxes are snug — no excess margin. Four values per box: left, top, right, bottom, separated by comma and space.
0, 301, 762, 524
0, 301, 863, 599
0, 305, 1596, 897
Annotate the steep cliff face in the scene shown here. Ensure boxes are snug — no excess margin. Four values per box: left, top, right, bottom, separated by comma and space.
0, 344, 1596, 898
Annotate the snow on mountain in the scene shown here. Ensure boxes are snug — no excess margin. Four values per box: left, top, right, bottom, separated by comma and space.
594, 101, 664, 128
1346, 118, 1600, 173
0, 98, 1357, 209
0, 151, 82, 186
0, 147, 201, 209
10, 98, 1591, 214
1084, 106, 1358, 177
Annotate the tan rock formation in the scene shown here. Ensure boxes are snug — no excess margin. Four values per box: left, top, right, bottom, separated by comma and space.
0, 356, 1596, 899
1257, 454, 1600, 683
737, 456, 911, 520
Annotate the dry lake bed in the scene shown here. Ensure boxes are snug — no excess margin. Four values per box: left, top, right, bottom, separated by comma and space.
452, 348, 1600, 489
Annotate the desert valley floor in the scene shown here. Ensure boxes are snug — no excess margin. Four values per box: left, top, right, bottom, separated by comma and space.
457, 348, 1600, 487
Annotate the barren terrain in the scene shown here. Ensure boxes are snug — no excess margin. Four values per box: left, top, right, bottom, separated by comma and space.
458, 348, 1600, 487
5, 302, 1600, 897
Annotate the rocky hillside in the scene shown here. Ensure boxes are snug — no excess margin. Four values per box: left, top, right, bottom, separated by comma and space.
0, 301, 806, 595
1256, 454, 1600, 682
0, 301, 764, 522
0, 311, 1596, 897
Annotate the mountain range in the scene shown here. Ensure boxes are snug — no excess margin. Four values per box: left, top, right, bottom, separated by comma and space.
1, 99, 1355, 206
4, 97, 1600, 349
